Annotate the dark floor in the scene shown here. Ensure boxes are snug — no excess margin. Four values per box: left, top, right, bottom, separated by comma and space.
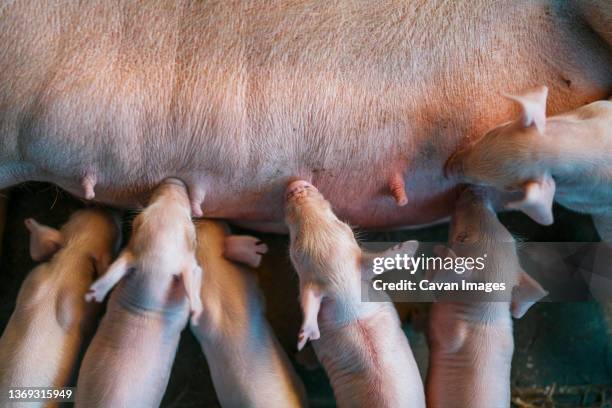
0, 183, 611, 407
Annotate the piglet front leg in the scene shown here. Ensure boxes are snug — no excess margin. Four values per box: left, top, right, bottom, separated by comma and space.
84, 251, 132, 302
298, 284, 322, 351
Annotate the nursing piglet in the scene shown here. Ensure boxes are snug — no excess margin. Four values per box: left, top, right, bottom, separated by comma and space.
0, 209, 119, 407
190, 220, 306, 407
427, 186, 547, 408
285, 180, 425, 407
445, 86, 612, 240
76, 178, 202, 408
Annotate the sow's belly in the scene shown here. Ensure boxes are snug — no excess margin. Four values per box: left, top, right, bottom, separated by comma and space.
52, 85, 610, 234
14, 78, 612, 235
52, 124, 460, 234
5, 1, 611, 232
19, 78, 612, 235
211, 150, 459, 233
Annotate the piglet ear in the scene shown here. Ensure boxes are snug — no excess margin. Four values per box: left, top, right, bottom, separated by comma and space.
506, 173, 556, 226
503, 85, 548, 134
24, 218, 63, 261
381, 240, 419, 259
511, 270, 547, 318
433, 245, 456, 259
426, 245, 454, 281
429, 245, 472, 282
360, 240, 419, 280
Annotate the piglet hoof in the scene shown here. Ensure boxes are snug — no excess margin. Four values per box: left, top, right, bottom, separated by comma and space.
297, 324, 320, 351
84, 283, 108, 303
223, 235, 268, 268
84, 289, 100, 303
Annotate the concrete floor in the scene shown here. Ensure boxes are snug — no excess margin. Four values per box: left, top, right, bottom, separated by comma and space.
0, 183, 611, 407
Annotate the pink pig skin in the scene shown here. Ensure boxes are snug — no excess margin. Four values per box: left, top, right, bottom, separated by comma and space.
314, 300, 425, 407
190, 220, 307, 408
428, 303, 514, 408
75, 295, 188, 408
285, 181, 425, 408
427, 187, 546, 408
0, 2, 611, 232
0, 210, 119, 408
76, 180, 201, 408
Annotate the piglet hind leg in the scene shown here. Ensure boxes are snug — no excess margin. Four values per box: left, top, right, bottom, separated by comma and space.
298, 285, 323, 351
223, 235, 269, 268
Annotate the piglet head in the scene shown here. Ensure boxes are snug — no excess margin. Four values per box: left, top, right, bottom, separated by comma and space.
86, 179, 203, 323
285, 180, 360, 277
285, 180, 333, 227
441, 186, 547, 317
444, 86, 555, 225
448, 186, 512, 246
65, 209, 121, 276
25, 209, 120, 275
131, 179, 203, 320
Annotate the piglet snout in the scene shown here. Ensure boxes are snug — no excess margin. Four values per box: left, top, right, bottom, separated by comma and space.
286, 180, 317, 201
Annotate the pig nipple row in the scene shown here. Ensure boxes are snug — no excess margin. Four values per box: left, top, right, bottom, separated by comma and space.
81, 174, 96, 200
388, 173, 408, 206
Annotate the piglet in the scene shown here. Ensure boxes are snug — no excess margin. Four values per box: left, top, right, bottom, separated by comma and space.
190, 220, 306, 407
285, 180, 425, 407
76, 178, 202, 408
0, 209, 119, 407
427, 186, 547, 408
445, 86, 612, 240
